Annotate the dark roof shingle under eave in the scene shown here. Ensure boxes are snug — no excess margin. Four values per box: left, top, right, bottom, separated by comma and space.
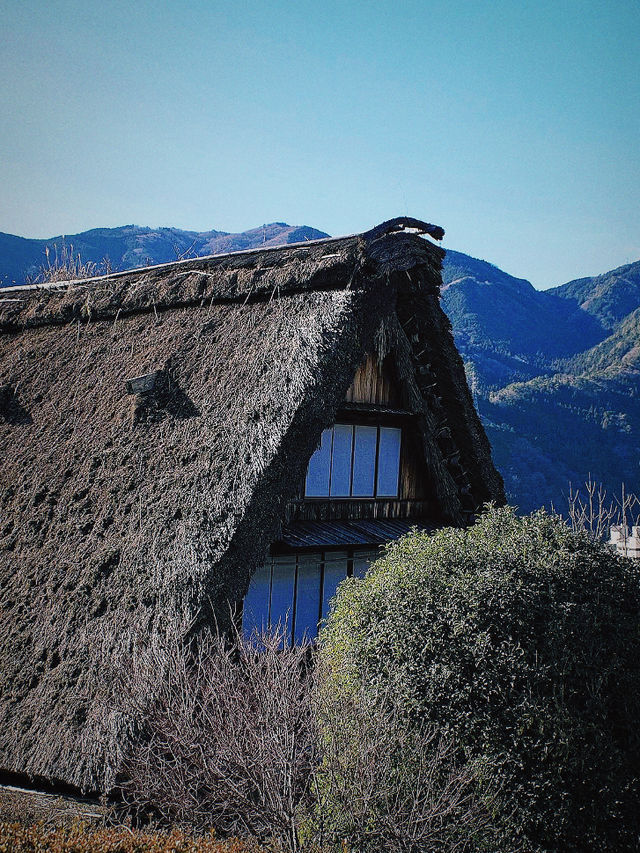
276, 519, 437, 549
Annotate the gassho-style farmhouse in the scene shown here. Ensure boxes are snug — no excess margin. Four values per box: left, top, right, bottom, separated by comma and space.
0, 217, 504, 792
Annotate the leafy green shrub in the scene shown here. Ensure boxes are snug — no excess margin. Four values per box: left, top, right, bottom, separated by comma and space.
318, 506, 640, 852
313, 687, 500, 853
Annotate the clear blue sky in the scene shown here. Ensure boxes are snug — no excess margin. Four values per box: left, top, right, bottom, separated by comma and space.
2, 0, 638, 288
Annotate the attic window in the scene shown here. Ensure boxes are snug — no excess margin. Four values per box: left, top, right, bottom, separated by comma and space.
305, 424, 401, 498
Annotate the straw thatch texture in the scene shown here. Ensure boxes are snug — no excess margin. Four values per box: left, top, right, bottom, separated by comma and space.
0, 221, 504, 792
0, 236, 363, 332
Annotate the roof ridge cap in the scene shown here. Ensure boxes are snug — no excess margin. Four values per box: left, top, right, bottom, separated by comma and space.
1, 217, 443, 294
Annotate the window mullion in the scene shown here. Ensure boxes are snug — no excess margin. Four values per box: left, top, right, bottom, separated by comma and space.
291, 555, 299, 647
373, 426, 381, 498
267, 557, 273, 631
348, 425, 356, 497
318, 551, 325, 628
328, 427, 334, 497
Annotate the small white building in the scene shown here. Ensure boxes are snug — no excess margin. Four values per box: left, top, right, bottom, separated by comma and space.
608, 525, 640, 559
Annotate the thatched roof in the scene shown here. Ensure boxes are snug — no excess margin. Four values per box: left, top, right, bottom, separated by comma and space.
0, 217, 504, 792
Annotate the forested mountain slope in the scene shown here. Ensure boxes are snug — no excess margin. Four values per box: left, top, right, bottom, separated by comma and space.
549, 261, 640, 331
441, 250, 609, 391
441, 254, 640, 512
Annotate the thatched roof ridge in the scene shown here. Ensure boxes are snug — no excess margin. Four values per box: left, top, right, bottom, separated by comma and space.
0, 219, 445, 333
0, 217, 503, 793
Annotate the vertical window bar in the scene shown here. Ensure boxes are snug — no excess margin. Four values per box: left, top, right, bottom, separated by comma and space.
267, 557, 273, 630
373, 426, 381, 499
318, 551, 325, 629
349, 425, 356, 496
291, 554, 299, 647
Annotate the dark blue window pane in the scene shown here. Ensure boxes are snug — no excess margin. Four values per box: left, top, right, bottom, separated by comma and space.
321, 551, 348, 622
377, 427, 401, 496
243, 561, 271, 640
294, 553, 322, 643
270, 556, 296, 639
353, 550, 376, 579
330, 424, 353, 496
305, 429, 332, 497
352, 426, 377, 496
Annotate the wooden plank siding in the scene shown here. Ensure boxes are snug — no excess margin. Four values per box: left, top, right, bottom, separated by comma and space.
399, 426, 427, 500
344, 353, 402, 407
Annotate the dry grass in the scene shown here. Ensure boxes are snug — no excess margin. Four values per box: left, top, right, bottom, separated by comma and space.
30, 243, 113, 284
0, 785, 112, 828
0, 822, 264, 853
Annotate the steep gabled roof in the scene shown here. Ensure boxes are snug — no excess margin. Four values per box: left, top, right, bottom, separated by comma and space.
0, 218, 503, 792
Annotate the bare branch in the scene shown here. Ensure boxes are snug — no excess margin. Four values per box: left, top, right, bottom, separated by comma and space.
565, 477, 640, 543
120, 625, 316, 851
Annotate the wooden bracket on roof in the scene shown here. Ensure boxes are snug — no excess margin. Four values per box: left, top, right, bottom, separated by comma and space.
363, 217, 445, 243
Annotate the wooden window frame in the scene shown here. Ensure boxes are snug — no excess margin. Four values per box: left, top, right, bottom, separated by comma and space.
305, 423, 402, 500
242, 548, 377, 645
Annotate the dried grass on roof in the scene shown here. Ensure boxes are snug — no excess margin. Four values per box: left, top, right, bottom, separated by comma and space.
0, 221, 504, 792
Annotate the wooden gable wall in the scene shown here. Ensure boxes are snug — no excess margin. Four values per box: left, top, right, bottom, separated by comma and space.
344, 353, 401, 407
285, 353, 440, 523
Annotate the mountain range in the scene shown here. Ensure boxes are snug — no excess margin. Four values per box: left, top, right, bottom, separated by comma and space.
1, 222, 638, 515
440, 253, 640, 513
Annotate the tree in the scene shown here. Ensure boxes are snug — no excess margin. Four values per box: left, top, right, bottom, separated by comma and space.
122, 628, 317, 852
318, 506, 640, 852
565, 476, 639, 543
120, 626, 491, 852
314, 686, 499, 852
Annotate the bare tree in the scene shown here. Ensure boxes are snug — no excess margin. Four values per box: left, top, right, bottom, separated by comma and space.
173, 238, 199, 261
565, 477, 640, 543
120, 628, 502, 852
122, 626, 317, 852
